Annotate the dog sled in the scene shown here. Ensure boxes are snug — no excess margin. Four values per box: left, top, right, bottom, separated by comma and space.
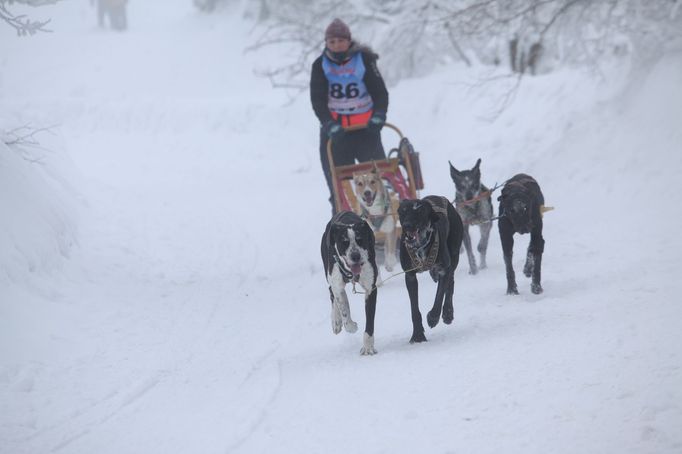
327, 123, 424, 244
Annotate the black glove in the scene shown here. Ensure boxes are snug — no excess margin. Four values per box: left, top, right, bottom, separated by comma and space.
367, 111, 386, 132
324, 120, 344, 141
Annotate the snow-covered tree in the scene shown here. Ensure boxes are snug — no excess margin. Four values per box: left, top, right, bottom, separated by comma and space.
0, 0, 60, 36
246, 0, 682, 88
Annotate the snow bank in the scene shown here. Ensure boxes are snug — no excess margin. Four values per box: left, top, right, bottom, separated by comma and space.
0, 133, 80, 286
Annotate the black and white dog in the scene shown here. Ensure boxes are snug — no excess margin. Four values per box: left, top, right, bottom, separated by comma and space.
497, 174, 546, 295
321, 211, 379, 355
449, 158, 494, 275
397, 196, 463, 343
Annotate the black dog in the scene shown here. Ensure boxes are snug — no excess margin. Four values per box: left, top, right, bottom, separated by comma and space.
321, 211, 379, 355
397, 196, 463, 343
497, 174, 545, 295
450, 158, 494, 275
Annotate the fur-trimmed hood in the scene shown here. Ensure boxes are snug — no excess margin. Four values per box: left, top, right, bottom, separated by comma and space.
324, 42, 379, 63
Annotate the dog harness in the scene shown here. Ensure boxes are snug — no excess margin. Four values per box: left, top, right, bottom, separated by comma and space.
455, 192, 492, 225
332, 244, 356, 282
404, 197, 450, 273
405, 228, 439, 273
360, 198, 391, 230
427, 196, 450, 217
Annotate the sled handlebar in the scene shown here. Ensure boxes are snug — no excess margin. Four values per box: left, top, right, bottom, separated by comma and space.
326, 122, 403, 156
341, 122, 403, 137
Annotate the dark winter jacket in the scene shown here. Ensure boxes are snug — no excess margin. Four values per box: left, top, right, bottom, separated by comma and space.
310, 43, 389, 125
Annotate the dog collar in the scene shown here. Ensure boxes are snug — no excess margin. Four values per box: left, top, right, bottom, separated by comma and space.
333, 244, 356, 281
361, 200, 390, 230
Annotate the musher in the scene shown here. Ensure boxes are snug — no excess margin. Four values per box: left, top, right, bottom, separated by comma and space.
310, 18, 389, 213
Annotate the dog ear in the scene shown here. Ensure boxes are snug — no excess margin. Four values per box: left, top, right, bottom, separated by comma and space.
328, 223, 340, 252
371, 162, 380, 175
449, 161, 460, 180
397, 199, 416, 220
419, 200, 438, 222
473, 158, 481, 170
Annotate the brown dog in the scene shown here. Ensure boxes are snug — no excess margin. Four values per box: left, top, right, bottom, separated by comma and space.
352, 165, 399, 272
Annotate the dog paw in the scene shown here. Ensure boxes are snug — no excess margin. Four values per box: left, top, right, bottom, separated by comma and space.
506, 286, 519, 295
360, 333, 377, 355
523, 269, 533, 278
409, 331, 427, 343
479, 261, 487, 270
468, 265, 478, 275
426, 310, 440, 328
531, 283, 543, 295
360, 346, 377, 355
344, 320, 358, 333
384, 263, 393, 272
442, 306, 453, 325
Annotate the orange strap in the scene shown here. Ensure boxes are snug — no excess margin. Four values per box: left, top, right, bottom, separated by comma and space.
331, 110, 373, 129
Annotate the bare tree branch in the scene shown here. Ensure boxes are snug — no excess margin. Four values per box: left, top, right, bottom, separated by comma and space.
0, 0, 59, 36
445, 21, 472, 66
3, 124, 58, 146
2, 124, 59, 164
480, 73, 524, 121
538, 0, 583, 38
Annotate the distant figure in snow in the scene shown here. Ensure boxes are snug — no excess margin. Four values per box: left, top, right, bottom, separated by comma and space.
310, 18, 390, 214
92, 0, 128, 31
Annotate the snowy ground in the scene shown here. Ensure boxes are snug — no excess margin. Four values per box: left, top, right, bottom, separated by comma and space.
1, 2, 681, 453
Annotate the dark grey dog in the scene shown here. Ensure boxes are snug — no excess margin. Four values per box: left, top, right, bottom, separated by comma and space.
398, 196, 463, 343
497, 174, 545, 295
449, 159, 494, 275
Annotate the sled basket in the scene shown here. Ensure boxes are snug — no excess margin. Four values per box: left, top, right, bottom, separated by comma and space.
327, 123, 423, 214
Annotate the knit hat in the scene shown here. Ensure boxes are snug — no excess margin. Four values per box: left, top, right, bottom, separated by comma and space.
325, 18, 351, 41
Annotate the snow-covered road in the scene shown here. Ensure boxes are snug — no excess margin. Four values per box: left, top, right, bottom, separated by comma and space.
2, 2, 681, 453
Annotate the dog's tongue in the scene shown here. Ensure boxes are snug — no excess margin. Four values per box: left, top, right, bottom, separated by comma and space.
350, 263, 363, 276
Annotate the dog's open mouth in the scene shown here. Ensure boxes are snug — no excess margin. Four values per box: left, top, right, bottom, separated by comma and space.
362, 192, 376, 206
350, 263, 363, 277
404, 227, 432, 248
404, 228, 422, 244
